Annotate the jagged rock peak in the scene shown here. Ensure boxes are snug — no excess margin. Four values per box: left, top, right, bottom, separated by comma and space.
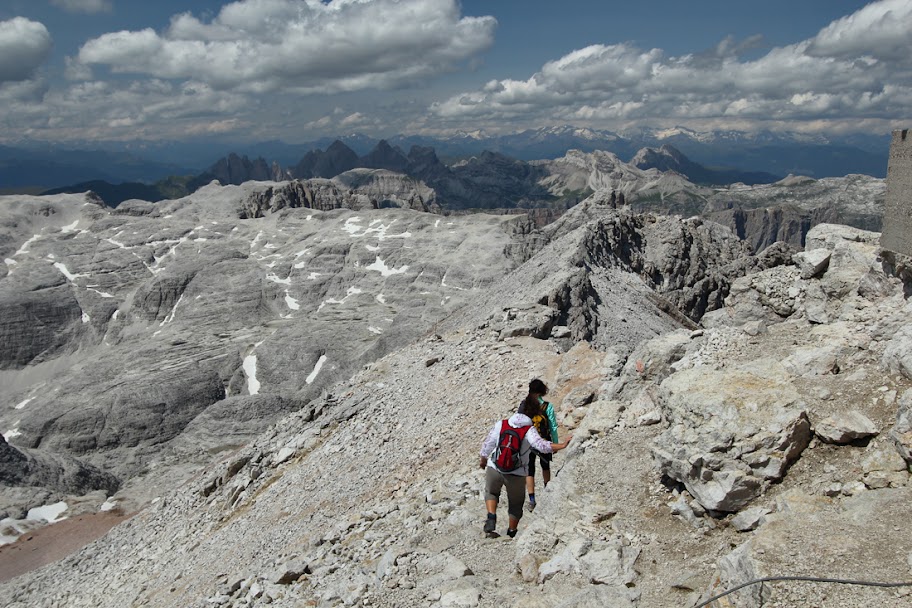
292, 140, 359, 179
208, 153, 282, 186
360, 140, 409, 173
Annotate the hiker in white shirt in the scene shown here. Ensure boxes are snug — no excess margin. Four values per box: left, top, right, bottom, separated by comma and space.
478, 396, 572, 538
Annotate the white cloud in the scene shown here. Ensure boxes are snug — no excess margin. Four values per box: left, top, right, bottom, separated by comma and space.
51, 0, 113, 14
74, 0, 496, 94
808, 0, 912, 61
0, 78, 48, 104
64, 56, 93, 81
0, 77, 250, 142
430, 0, 912, 133
339, 112, 367, 127
0, 18, 52, 83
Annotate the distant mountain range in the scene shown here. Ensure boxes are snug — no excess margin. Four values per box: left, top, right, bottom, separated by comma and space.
30, 140, 886, 256
0, 125, 890, 193
0, 144, 194, 191
40, 140, 782, 210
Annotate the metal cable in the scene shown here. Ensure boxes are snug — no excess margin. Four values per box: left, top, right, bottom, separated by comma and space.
693, 575, 912, 608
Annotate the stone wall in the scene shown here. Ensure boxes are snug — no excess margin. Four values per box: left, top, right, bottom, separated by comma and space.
881, 129, 912, 255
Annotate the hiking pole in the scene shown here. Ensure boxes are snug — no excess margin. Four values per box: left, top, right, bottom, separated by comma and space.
693, 574, 912, 608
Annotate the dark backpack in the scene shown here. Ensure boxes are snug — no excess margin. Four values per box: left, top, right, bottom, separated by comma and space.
493, 420, 530, 472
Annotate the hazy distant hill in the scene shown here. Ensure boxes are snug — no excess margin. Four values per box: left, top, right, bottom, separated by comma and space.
0, 144, 196, 190
0, 125, 888, 194
40, 177, 200, 207
385, 126, 889, 178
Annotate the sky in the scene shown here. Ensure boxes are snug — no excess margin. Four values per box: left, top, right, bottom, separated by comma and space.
0, 0, 910, 145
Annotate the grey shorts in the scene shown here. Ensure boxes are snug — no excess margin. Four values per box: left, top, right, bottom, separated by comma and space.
484, 467, 525, 520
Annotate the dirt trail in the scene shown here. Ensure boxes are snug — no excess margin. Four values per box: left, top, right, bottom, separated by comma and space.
0, 511, 132, 583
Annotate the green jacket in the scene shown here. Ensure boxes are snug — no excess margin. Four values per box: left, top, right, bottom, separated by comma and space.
541, 399, 559, 443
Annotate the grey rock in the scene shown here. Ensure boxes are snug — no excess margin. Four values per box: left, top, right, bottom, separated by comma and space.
637, 409, 662, 426
537, 551, 580, 583
782, 345, 841, 377
550, 325, 571, 338
814, 411, 879, 444
1, 435, 120, 500
438, 578, 480, 608
552, 584, 638, 608
883, 326, 912, 381
805, 222, 881, 251
742, 320, 767, 336
446, 202, 778, 360
268, 560, 308, 585
0, 266, 93, 369
730, 507, 771, 532
891, 390, 912, 466
669, 494, 700, 528
561, 385, 597, 410
801, 283, 829, 324
579, 541, 640, 587
498, 303, 556, 339
792, 249, 831, 279
804, 224, 883, 298
0, 189, 540, 490
708, 204, 836, 253
517, 554, 539, 583
4, 187, 892, 608
705, 266, 804, 328
863, 454, 909, 489
715, 541, 771, 608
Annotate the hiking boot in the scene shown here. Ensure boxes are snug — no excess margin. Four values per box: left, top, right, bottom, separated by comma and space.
483, 516, 496, 534
525, 501, 536, 513
506, 528, 517, 538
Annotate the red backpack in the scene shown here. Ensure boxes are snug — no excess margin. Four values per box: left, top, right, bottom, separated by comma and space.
492, 420, 530, 472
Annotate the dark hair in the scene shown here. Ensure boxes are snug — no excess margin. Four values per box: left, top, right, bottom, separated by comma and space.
519, 378, 547, 418
518, 395, 542, 419
528, 379, 548, 395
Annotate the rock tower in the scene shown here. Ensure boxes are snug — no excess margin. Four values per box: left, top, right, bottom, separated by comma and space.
881, 128, 912, 255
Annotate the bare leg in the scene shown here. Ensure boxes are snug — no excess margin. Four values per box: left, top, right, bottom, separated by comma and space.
543, 468, 551, 487
509, 515, 519, 530
525, 475, 535, 495
485, 499, 497, 515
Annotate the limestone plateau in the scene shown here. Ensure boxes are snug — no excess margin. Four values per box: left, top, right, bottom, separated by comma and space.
0, 175, 910, 607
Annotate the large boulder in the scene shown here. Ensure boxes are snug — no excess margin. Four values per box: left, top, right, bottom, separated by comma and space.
652, 358, 811, 512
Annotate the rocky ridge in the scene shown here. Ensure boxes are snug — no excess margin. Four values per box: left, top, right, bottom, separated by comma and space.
0, 206, 910, 607
0, 187, 766, 543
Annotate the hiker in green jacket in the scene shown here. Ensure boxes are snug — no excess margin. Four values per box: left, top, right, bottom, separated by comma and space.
524, 379, 559, 512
